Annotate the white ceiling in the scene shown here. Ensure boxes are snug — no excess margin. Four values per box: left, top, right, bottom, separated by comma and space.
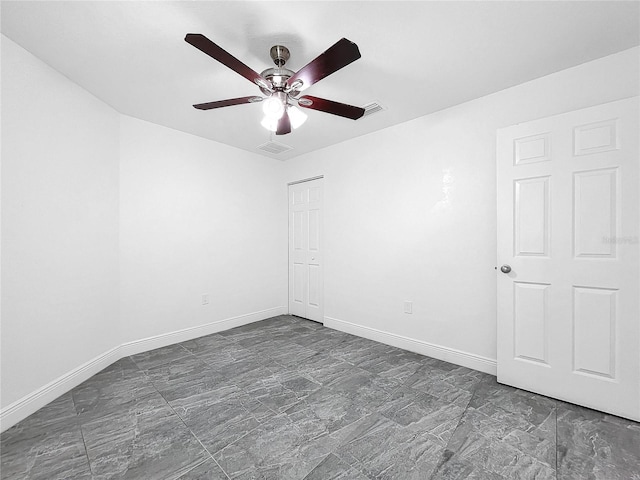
2, 1, 638, 160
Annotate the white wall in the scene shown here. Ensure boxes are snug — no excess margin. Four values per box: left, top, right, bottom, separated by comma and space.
1, 37, 287, 429
119, 116, 286, 343
283, 47, 640, 370
1, 36, 120, 408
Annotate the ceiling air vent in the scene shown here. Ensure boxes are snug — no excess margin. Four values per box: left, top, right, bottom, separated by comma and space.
362, 102, 385, 117
257, 141, 293, 155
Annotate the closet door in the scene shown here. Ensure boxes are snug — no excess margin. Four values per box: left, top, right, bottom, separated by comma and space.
288, 178, 323, 323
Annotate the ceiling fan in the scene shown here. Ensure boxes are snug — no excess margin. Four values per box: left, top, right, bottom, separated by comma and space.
185, 34, 365, 135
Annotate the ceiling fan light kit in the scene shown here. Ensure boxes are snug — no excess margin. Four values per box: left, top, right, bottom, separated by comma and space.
262, 92, 287, 119
184, 34, 365, 135
288, 106, 308, 129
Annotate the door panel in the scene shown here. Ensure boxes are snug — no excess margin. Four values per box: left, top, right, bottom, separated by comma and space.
574, 119, 618, 156
513, 281, 549, 365
572, 286, 616, 378
514, 177, 550, 256
514, 133, 551, 165
308, 209, 320, 251
308, 265, 320, 307
292, 210, 304, 250
573, 168, 617, 258
293, 262, 305, 305
497, 97, 639, 421
288, 178, 323, 322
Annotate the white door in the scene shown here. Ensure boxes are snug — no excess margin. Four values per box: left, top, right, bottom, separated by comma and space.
288, 178, 323, 322
497, 97, 639, 421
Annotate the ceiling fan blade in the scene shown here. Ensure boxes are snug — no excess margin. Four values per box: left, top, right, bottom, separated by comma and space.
185, 34, 269, 88
287, 38, 361, 91
298, 95, 365, 120
276, 110, 292, 135
193, 96, 263, 110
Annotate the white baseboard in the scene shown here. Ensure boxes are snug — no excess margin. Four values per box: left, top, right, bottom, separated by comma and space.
324, 316, 497, 376
119, 306, 287, 357
0, 346, 122, 433
0, 306, 286, 433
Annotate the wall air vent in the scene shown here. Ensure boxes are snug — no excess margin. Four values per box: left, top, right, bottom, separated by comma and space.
362, 102, 385, 117
257, 141, 293, 155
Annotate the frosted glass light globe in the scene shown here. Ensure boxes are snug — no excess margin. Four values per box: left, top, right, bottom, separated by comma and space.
288, 106, 308, 129
262, 95, 285, 120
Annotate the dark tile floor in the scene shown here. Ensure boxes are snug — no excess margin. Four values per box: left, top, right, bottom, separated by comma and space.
2, 315, 639, 479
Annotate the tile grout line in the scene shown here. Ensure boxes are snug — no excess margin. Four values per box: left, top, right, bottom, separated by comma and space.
429, 382, 477, 480
165, 331, 305, 464
305, 361, 423, 479
214, 323, 338, 475
68, 391, 97, 478
175, 336, 289, 458
298, 454, 334, 480
132, 330, 323, 479
128, 354, 234, 480
555, 400, 559, 479
139, 325, 473, 480
180, 321, 366, 478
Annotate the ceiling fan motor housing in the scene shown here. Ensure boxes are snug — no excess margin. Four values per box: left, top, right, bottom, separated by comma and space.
258, 45, 298, 96
260, 67, 295, 89
270, 45, 290, 66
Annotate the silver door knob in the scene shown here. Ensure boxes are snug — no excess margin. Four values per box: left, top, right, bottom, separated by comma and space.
500, 264, 512, 274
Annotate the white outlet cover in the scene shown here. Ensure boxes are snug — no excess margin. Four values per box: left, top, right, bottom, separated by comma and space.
404, 301, 413, 314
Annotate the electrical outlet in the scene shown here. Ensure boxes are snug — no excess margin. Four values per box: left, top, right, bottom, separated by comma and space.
201, 294, 209, 305
404, 301, 413, 314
